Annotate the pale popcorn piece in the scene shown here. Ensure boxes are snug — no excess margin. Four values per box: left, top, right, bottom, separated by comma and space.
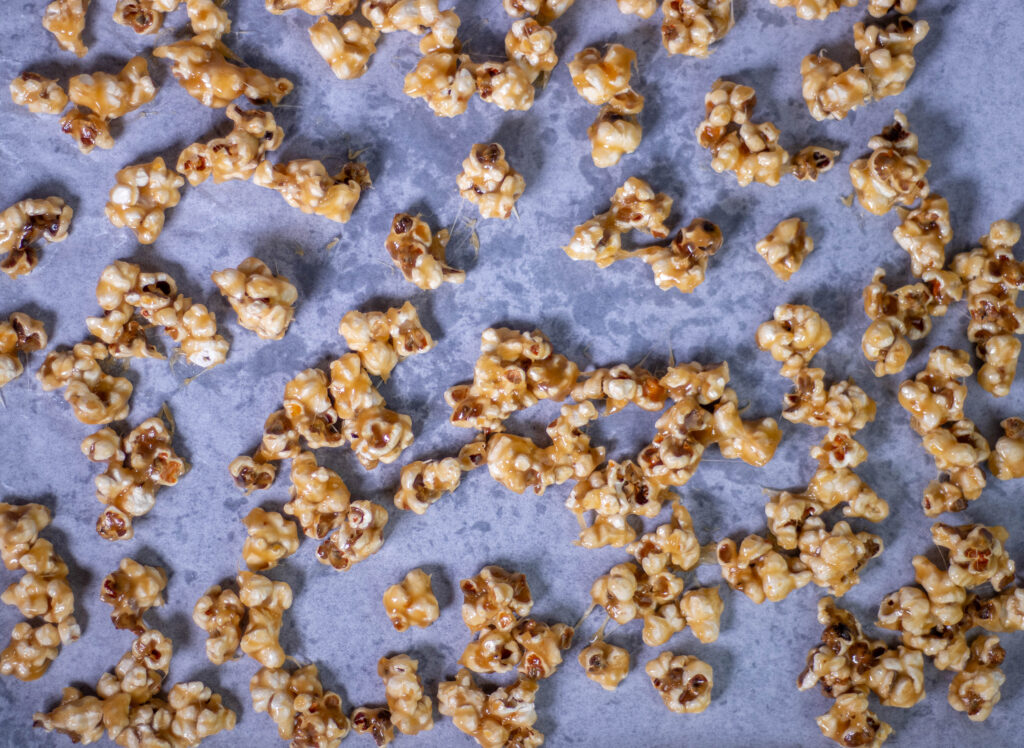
646, 651, 713, 714
9, 73, 68, 114
178, 105, 285, 185
150, 295, 230, 368
456, 143, 525, 220
854, 16, 930, 100
43, 0, 89, 56
756, 303, 832, 377
618, 0, 657, 17
212, 257, 296, 340
186, 0, 231, 37
242, 508, 300, 571
383, 568, 439, 631
193, 585, 245, 665
113, 0, 182, 35
379, 654, 433, 735
162, 680, 237, 743
588, 107, 643, 168
797, 517, 882, 596
310, 17, 380, 80
37, 342, 133, 425
756, 218, 813, 281
948, 636, 1005, 722
579, 640, 630, 691
849, 110, 930, 216
403, 52, 476, 117
710, 122, 791, 187
640, 218, 724, 293
250, 663, 350, 744
384, 213, 465, 290
100, 558, 167, 633
711, 394, 781, 467
68, 56, 156, 121
238, 571, 292, 669
340, 301, 436, 379
254, 158, 369, 224
931, 523, 1016, 591
0, 313, 48, 388
564, 214, 624, 268
817, 692, 892, 748
473, 60, 536, 112
105, 158, 184, 244
0, 197, 73, 280
680, 587, 723, 643
505, 19, 558, 78
269, 0, 357, 15
285, 451, 350, 538
351, 707, 394, 746
771, 0, 855, 21
790, 145, 840, 181
717, 534, 812, 603
361, 0, 447, 32
661, 0, 734, 58
990, 417, 1024, 480
438, 669, 543, 748
394, 457, 462, 513
316, 500, 388, 570
897, 346, 972, 434
417, 9, 460, 54
461, 565, 532, 632
154, 33, 294, 108
459, 625, 522, 674
893, 194, 952, 276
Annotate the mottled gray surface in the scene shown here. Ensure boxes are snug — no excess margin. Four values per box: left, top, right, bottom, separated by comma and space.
1, 1, 1023, 746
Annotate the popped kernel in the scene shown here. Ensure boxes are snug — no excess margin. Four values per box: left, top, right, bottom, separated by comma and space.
330, 352, 385, 420
339, 301, 436, 380
438, 669, 542, 748
948, 636, 1005, 722
0, 313, 48, 388
897, 346, 972, 434
310, 17, 380, 80
576, 513, 637, 550
645, 651, 713, 714
921, 420, 989, 516
661, 0, 734, 58
230, 455, 278, 494
82, 415, 187, 541
473, 60, 535, 112
969, 588, 1024, 634
379, 654, 433, 735
0, 503, 51, 570
394, 457, 462, 514
456, 143, 525, 220
990, 417, 1024, 480
31, 687, 121, 744
254, 158, 369, 224
717, 534, 812, 603
772, 0, 855, 22
783, 368, 876, 432
460, 625, 522, 674
756, 304, 832, 377
59, 108, 114, 154
572, 364, 667, 416
568, 45, 637, 106
816, 692, 892, 748
505, 19, 558, 78
806, 463, 889, 521
567, 460, 666, 523
346, 406, 414, 469
100, 558, 167, 633
403, 52, 476, 117
590, 562, 683, 627
285, 451, 350, 538
853, 16, 930, 100
513, 618, 574, 679
37, 342, 133, 424
238, 571, 292, 669
113, 0, 181, 35
250, 663, 350, 745
177, 105, 285, 185
461, 566, 533, 632
105, 158, 184, 244
893, 195, 952, 277
755, 217, 813, 281
931, 523, 1016, 591
68, 56, 156, 121
579, 640, 630, 691
680, 587, 723, 643
637, 400, 712, 489
284, 369, 345, 449
212, 257, 297, 340
386, 215, 465, 292
268, 0, 357, 14
351, 707, 394, 746
242, 508, 300, 571
711, 394, 781, 467
361, 0, 447, 32
383, 569, 439, 631
640, 218, 724, 293
588, 107, 643, 168
43, 0, 89, 55
154, 33, 294, 108
810, 428, 869, 471
0, 197, 73, 279
790, 145, 840, 181
186, 0, 231, 37
849, 110, 930, 216
797, 518, 882, 596
1, 622, 62, 681
162, 680, 237, 744
192, 585, 245, 665
868, 0, 916, 16
710, 122, 790, 187
9, 73, 68, 114
617, 0, 656, 16
316, 500, 388, 570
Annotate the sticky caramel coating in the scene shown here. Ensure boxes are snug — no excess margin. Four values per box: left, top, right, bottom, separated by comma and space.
816, 692, 892, 748
9, 73, 68, 114
849, 110, 930, 216
250, 663, 350, 744
310, 17, 380, 80
0, 197, 73, 280
43, 0, 89, 56
404, 52, 476, 117
572, 365, 667, 416
351, 706, 394, 746
948, 636, 1005, 722
193, 584, 245, 665
627, 501, 700, 576
756, 218, 813, 281
37, 342, 133, 425
0, 503, 52, 570
1, 622, 62, 681
254, 158, 369, 224
379, 654, 433, 735
646, 652, 713, 714
989, 417, 1024, 480
505, 18, 557, 78
712, 395, 781, 467
186, 0, 231, 37
782, 367, 876, 433
893, 195, 952, 277
285, 451, 350, 538
790, 145, 840, 181
238, 571, 293, 669
636, 400, 712, 490
0, 313, 48, 388
771, 0, 855, 21
921, 420, 989, 516
717, 534, 812, 603
178, 105, 285, 186
316, 500, 388, 570
932, 523, 1016, 591
579, 640, 630, 691
105, 158, 184, 245
394, 457, 462, 514
640, 218, 724, 293
383, 569, 439, 631
711, 122, 790, 187
456, 143, 525, 221
383, 212, 465, 291
100, 558, 167, 633
661, 0, 734, 58
588, 108, 643, 168
113, 0, 181, 35
568, 45, 636, 106
473, 60, 535, 112
32, 687, 121, 744
756, 304, 832, 377
797, 517, 882, 596
438, 669, 542, 748
242, 508, 300, 572
212, 257, 297, 340
68, 56, 156, 121
154, 33, 294, 108
897, 346, 972, 434
461, 566, 533, 633
339, 301, 436, 380
590, 562, 683, 628
854, 16, 930, 100
283, 368, 344, 450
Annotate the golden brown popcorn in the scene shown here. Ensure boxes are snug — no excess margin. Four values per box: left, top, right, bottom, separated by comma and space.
640, 218, 724, 293
921, 420, 989, 516
579, 640, 630, 691
9, 73, 68, 114
250, 663, 350, 745
893, 194, 952, 277
383, 213, 464, 291
283, 369, 345, 450
37, 342, 133, 424
105, 158, 184, 245
394, 457, 462, 514
969, 588, 1024, 633
238, 572, 292, 668
68, 56, 156, 122
513, 618, 573, 679
268, 0, 357, 14
100, 558, 167, 633
0, 197, 73, 280
456, 143, 525, 221
790, 145, 841, 181
254, 158, 369, 224
568, 45, 637, 106
816, 692, 892, 748
697, 78, 755, 149
868, 0, 917, 14
284, 451, 350, 538
177, 105, 285, 186
797, 517, 882, 596
948, 636, 1005, 722
472, 60, 535, 112
59, 108, 114, 154
636, 400, 712, 489
617, 0, 657, 16
849, 110, 930, 216
717, 534, 812, 603
783, 368, 876, 432
192, 585, 245, 665
0, 503, 51, 570
711, 395, 782, 467
379, 654, 433, 735
345, 406, 414, 469
82, 415, 187, 541
460, 626, 522, 674
96, 629, 172, 703
186, 0, 231, 37
230, 455, 278, 494
854, 16, 930, 100
329, 352, 385, 420
461, 566, 533, 633
0, 313, 47, 388
765, 491, 823, 551
806, 464, 889, 521
645, 651, 713, 714
1, 622, 62, 681
771, 0, 855, 21
679, 587, 723, 643
310, 17, 380, 80
505, 19, 558, 78
316, 500, 388, 570
383, 569, 439, 631
588, 107, 643, 168
113, 0, 180, 35
438, 669, 543, 748
756, 304, 832, 377
661, 0, 734, 58
212, 257, 297, 340
242, 508, 300, 572
43, 0, 89, 55
154, 33, 294, 108
351, 707, 394, 746
898, 346, 972, 434
31, 687, 125, 744
607, 177, 672, 238
404, 51, 476, 117
361, 0, 447, 32
162, 680, 237, 744
572, 365, 666, 416
932, 523, 1016, 591
590, 562, 684, 627
575, 513, 637, 550
567, 463, 664, 538
710, 122, 790, 187
756, 218, 813, 281
339, 301, 435, 380
990, 417, 1024, 480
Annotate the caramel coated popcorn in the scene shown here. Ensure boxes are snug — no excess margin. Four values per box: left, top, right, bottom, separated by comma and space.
849, 110, 930, 216
403, 52, 476, 117
854, 16, 930, 100
572, 363, 668, 415
816, 692, 892, 748
868, 0, 917, 15
564, 456, 664, 522
661, 0, 734, 58
394, 457, 462, 513
100, 558, 167, 633
588, 107, 644, 168
269, 0, 357, 14
771, 0, 855, 21
589, 562, 686, 644
456, 143, 525, 220
0, 196, 73, 279
782, 367, 876, 432
339, 301, 435, 379
351, 706, 394, 746
438, 669, 542, 748
568, 45, 637, 106
384, 213, 465, 290
105, 158, 184, 244
68, 55, 156, 122
567, 45, 645, 167
505, 19, 558, 78
617, 0, 656, 17
238, 571, 293, 668
711, 393, 782, 467
756, 218, 813, 281
932, 523, 1015, 591
178, 105, 285, 185
756, 304, 832, 377
154, 33, 294, 108
797, 518, 883, 596
920, 420, 989, 515
310, 17, 380, 80
192, 585, 245, 665
579, 640, 630, 691
627, 500, 700, 575
1, 622, 63, 681
113, 0, 180, 35
383, 568, 439, 631
37, 342, 133, 424
250, 663, 350, 746
58, 108, 114, 154
379, 654, 433, 735
473, 60, 535, 113
898, 346, 971, 434
81, 414, 187, 540
990, 417, 1024, 480
0, 313, 48, 388
212, 257, 297, 340
254, 158, 369, 223
316, 500, 388, 570
645, 651, 713, 714
242, 508, 300, 572
9, 73, 68, 114
43, 0, 89, 56
893, 195, 953, 277
948, 636, 1005, 722
285, 451, 350, 538
717, 534, 812, 603
640, 218, 724, 293
461, 565, 533, 632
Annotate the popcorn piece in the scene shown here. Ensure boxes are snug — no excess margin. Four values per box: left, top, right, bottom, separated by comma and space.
590, 562, 683, 629
575, 513, 637, 550
43, 0, 89, 56
790, 145, 840, 181
105, 158, 184, 244
0, 197, 73, 279
893, 194, 952, 277
797, 517, 882, 596
178, 105, 285, 185
661, 0, 734, 58
383, 212, 465, 290
345, 406, 414, 469
756, 304, 832, 377
96, 629, 172, 703
212, 257, 297, 340
588, 107, 643, 168
394, 457, 462, 514
31, 687, 123, 744
640, 218, 724, 293
339, 301, 435, 380
68, 56, 156, 121
9, 73, 68, 114
242, 508, 300, 571
990, 417, 1024, 480
868, 0, 916, 15
513, 618, 574, 679
459, 626, 522, 674
710, 122, 790, 187
756, 218, 813, 281
438, 669, 542, 748
645, 652, 713, 714
192, 585, 245, 665
628, 501, 700, 575
238, 571, 292, 668
717, 534, 812, 603
351, 707, 394, 746
579, 641, 630, 691
285, 451, 350, 538
162, 680, 237, 744
473, 60, 535, 112
854, 16, 930, 100
37, 342, 133, 424
505, 19, 558, 78
361, 0, 446, 32
383, 568, 439, 631
59, 108, 114, 154
921, 420, 989, 516
154, 33, 294, 108
100, 558, 167, 633
82, 415, 187, 541
379, 655, 433, 735
230, 455, 278, 494
898, 347, 972, 434
330, 352, 385, 419
461, 565, 532, 632
250, 663, 350, 745
284, 368, 345, 450
572, 365, 667, 416
969, 588, 1024, 634
680, 587, 723, 643
0, 503, 51, 570
568, 45, 637, 106
783, 368, 876, 432
254, 158, 369, 224
1, 622, 62, 681
310, 17, 380, 80
268, 0, 357, 14
948, 636, 1005, 722
849, 110, 930, 216
0, 313, 48, 388
816, 692, 892, 748
316, 500, 388, 570
113, 0, 181, 35
711, 395, 781, 467
186, 0, 231, 37
636, 400, 712, 489
456, 143, 525, 221
771, 0, 855, 22
403, 52, 476, 117
931, 523, 1016, 591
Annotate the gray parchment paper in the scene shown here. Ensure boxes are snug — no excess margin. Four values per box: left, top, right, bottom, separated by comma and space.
2, 1, 1023, 746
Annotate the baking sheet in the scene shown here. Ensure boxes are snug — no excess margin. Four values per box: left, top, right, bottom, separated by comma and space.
2, 0, 1024, 746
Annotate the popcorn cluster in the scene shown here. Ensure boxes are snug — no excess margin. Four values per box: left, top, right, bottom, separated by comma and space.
849, 110, 930, 216
0, 196, 73, 279
250, 662, 350, 747
384, 213, 465, 290
100, 558, 167, 634
212, 257, 298, 341
567, 44, 645, 167
0, 312, 47, 388
456, 143, 526, 219
660, 1, 735, 58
